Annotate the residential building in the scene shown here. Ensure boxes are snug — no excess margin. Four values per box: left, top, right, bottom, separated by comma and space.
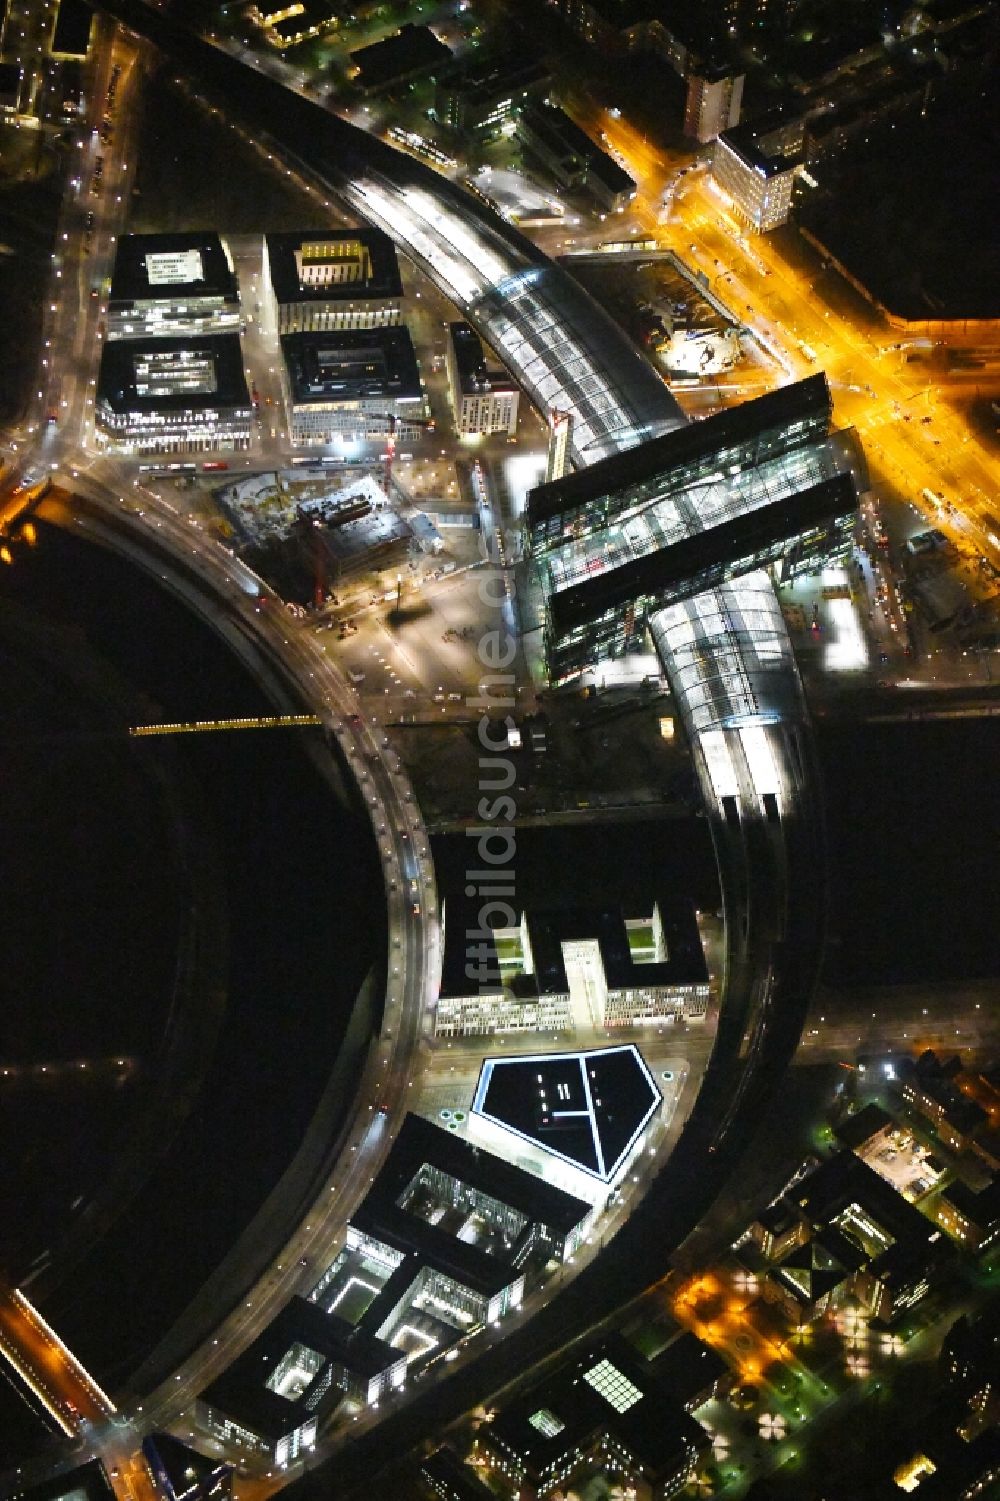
95, 336, 252, 455
711, 114, 804, 230
899, 1050, 990, 1152
244, 0, 340, 51
476, 1334, 710, 1500
445, 322, 519, 437
759, 1150, 948, 1326
941, 1310, 1000, 1432
683, 63, 744, 142
0, 61, 22, 114
263, 230, 402, 333
278, 326, 425, 444
300, 1116, 592, 1398
763, 1223, 865, 1323
747, 1198, 809, 1262
107, 233, 241, 340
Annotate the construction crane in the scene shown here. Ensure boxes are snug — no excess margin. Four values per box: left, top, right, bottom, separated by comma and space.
366, 411, 436, 490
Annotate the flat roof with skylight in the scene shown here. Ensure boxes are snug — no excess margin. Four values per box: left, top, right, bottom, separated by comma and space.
471, 1045, 661, 1186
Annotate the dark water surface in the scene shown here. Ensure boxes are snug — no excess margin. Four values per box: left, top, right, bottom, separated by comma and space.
0, 521, 384, 1389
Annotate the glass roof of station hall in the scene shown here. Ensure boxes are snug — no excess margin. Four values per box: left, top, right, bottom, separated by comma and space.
542, 442, 836, 598
346, 172, 830, 740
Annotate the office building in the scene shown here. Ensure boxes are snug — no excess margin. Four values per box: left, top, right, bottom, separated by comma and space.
293, 1115, 591, 1400
516, 102, 637, 213
759, 1149, 947, 1327
349, 23, 452, 93
470, 1044, 662, 1204
446, 322, 519, 437
527, 374, 862, 685
107, 233, 241, 340
95, 336, 252, 455
141, 1434, 233, 1501
10, 1462, 117, 1501
683, 64, 744, 143
264, 230, 402, 333
711, 115, 804, 231
279, 326, 424, 444
433, 50, 549, 136
199, 1295, 403, 1466
419, 1447, 497, 1501
476, 1334, 709, 1500
651, 1332, 731, 1412
435, 897, 710, 1039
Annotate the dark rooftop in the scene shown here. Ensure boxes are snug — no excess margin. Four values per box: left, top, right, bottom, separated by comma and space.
434, 47, 549, 101
472, 1046, 661, 1184
482, 1334, 708, 1482
201, 1296, 391, 1442
349, 23, 452, 93
51, 0, 93, 57
519, 102, 636, 197
448, 322, 517, 397
109, 232, 238, 306
439, 895, 707, 1002
651, 1332, 729, 1410
353, 1112, 592, 1285
96, 335, 249, 414
790, 1150, 933, 1248
419, 1447, 497, 1501
264, 229, 401, 307
281, 327, 421, 406
6, 1461, 116, 1501
141, 1434, 232, 1501
835, 1102, 896, 1153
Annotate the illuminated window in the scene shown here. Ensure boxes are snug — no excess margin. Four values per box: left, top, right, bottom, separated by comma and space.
583, 1359, 642, 1413
529, 1408, 565, 1438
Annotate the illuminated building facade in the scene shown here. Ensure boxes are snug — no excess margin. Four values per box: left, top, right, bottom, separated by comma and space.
711, 116, 805, 231
279, 326, 425, 443
435, 898, 710, 1039
264, 230, 402, 333
433, 50, 549, 136
528, 375, 862, 686
477, 1335, 709, 1500
108, 233, 241, 339
95, 336, 252, 454
446, 322, 520, 437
